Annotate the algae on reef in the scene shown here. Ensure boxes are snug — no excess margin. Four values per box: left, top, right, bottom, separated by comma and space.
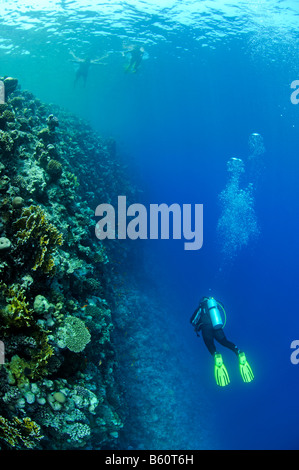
0, 78, 134, 449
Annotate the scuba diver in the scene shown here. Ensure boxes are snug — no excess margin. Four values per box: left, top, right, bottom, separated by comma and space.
124, 45, 145, 73
190, 296, 254, 387
70, 51, 108, 87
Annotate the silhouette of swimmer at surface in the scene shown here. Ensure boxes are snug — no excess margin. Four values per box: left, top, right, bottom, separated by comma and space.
124, 45, 145, 73
70, 51, 108, 87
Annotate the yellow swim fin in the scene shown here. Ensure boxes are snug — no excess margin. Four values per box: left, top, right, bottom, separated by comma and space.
238, 352, 254, 383
214, 353, 230, 387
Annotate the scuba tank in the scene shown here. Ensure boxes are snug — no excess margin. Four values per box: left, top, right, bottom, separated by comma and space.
206, 297, 226, 330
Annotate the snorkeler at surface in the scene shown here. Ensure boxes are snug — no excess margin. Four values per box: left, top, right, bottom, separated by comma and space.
70, 51, 108, 87
124, 45, 145, 73
190, 296, 254, 387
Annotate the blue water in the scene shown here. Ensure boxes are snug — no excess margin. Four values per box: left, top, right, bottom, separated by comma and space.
2, 0, 299, 450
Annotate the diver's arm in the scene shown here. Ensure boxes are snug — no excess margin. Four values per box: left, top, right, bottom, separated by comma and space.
70, 51, 84, 62
190, 304, 202, 323
91, 53, 109, 65
191, 306, 201, 320
190, 304, 202, 336
91, 61, 108, 66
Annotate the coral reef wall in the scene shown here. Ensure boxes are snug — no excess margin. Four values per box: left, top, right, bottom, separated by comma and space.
0, 78, 134, 450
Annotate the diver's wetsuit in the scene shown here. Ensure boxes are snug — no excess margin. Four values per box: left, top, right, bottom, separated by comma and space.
191, 300, 239, 356
74, 60, 91, 86
128, 47, 144, 72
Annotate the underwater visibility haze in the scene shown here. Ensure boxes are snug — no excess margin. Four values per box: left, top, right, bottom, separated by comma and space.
0, 0, 299, 451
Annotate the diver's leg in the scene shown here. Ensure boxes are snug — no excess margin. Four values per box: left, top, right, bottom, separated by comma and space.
74, 71, 80, 87
204, 327, 230, 386
135, 58, 142, 71
83, 72, 88, 87
201, 326, 217, 355
126, 58, 135, 72
214, 329, 239, 355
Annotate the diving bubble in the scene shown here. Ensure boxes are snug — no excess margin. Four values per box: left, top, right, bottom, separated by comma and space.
248, 132, 265, 157
217, 157, 259, 263
227, 157, 245, 175
247, 132, 265, 187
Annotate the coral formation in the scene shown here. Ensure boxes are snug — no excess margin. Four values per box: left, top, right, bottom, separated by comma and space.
0, 237, 11, 251
13, 205, 63, 275
12, 196, 24, 209
57, 316, 91, 353
46, 159, 63, 181
0, 415, 43, 449
1, 284, 35, 328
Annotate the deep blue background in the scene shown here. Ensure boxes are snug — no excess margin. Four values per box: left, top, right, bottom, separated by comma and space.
3, 4, 299, 448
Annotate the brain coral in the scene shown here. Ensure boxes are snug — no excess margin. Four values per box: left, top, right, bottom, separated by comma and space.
63, 316, 91, 353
